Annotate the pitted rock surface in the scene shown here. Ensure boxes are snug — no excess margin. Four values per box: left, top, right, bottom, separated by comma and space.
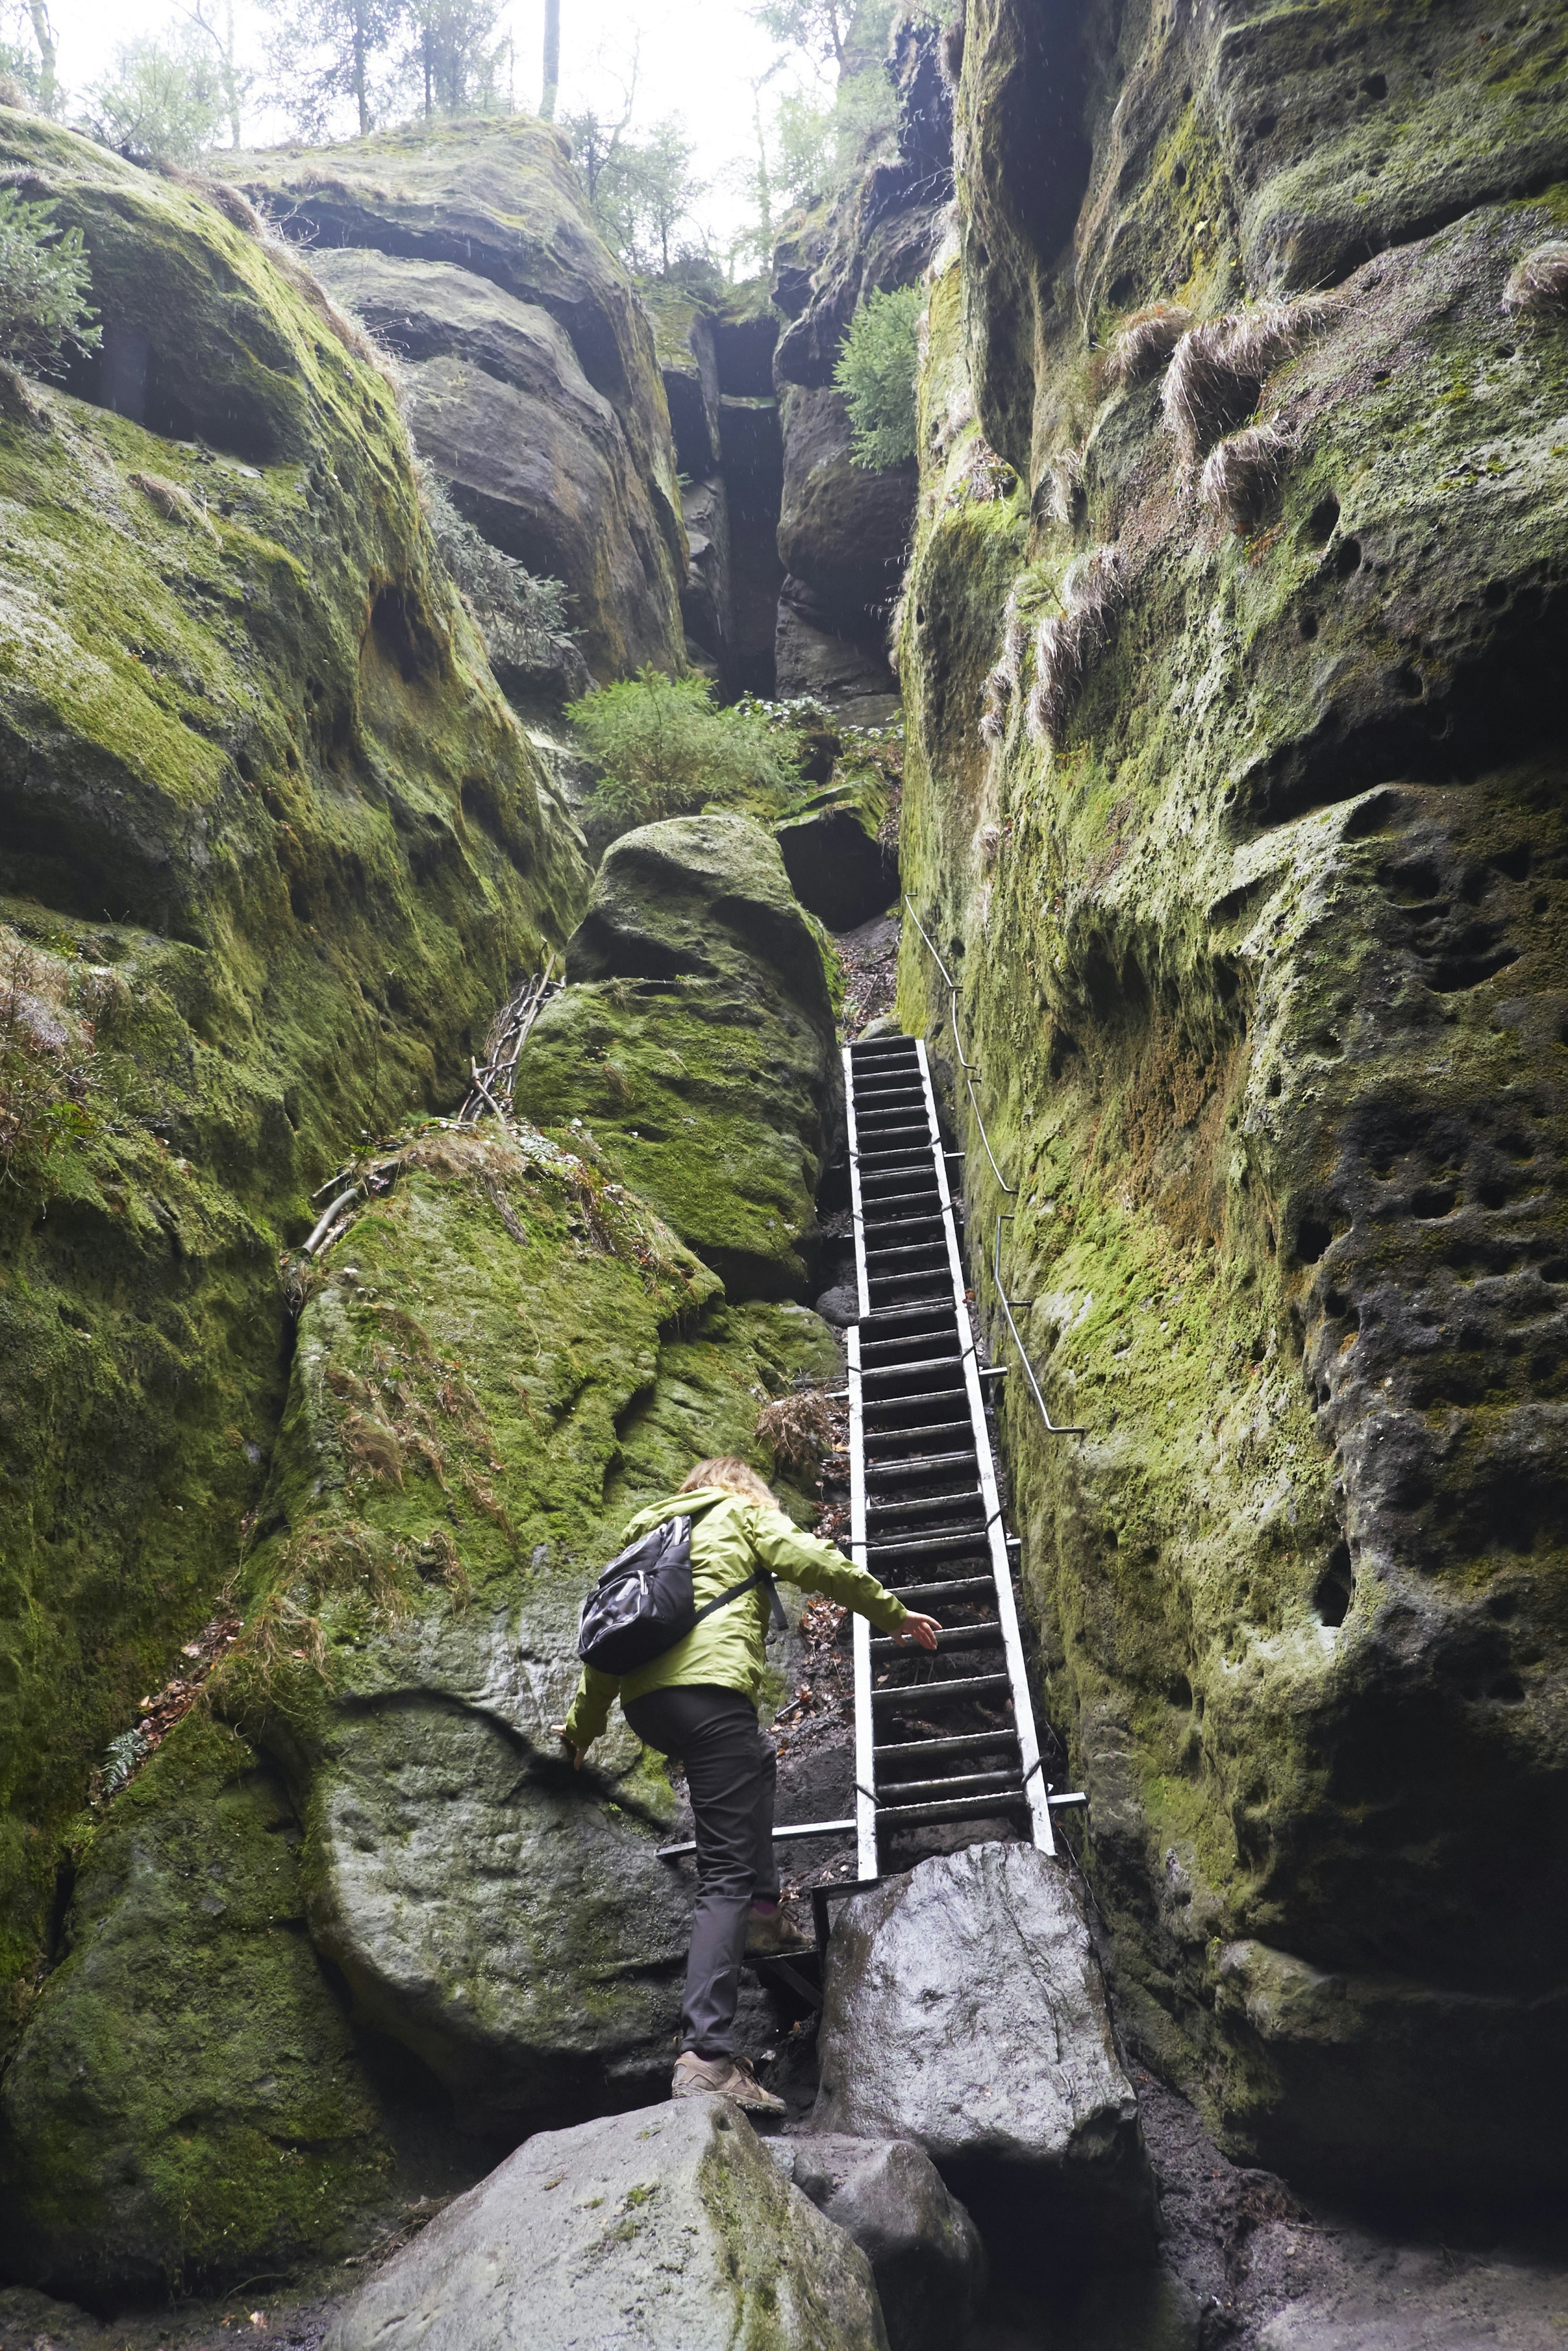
323, 2098, 890, 2351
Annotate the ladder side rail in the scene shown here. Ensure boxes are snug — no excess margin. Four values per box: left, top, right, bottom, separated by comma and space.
847, 1322, 879, 1880
844, 1042, 872, 1324
912, 1042, 1054, 1858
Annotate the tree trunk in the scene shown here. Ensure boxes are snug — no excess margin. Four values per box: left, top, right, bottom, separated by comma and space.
24, 0, 55, 116
540, 0, 559, 120
353, 0, 369, 136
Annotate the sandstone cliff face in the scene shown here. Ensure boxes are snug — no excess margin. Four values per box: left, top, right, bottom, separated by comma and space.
899, 0, 1568, 2199
0, 108, 587, 2125
771, 18, 952, 711
223, 123, 688, 685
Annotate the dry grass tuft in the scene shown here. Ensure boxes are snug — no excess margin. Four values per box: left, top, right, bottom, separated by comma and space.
129, 470, 219, 540
1162, 297, 1339, 463
978, 582, 1033, 745
1027, 546, 1130, 747
1103, 302, 1192, 390
1503, 243, 1568, 318
756, 1389, 833, 1471
1198, 424, 1291, 533
1045, 446, 1085, 525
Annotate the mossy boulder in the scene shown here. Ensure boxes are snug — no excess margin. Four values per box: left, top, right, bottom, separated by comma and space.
0, 113, 587, 2074
514, 816, 843, 1294
902, 0, 1568, 2200
228, 1127, 835, 2126
0, 1118, 839, 2288
0, 1716, 396, 2298
219, 121, 687, 682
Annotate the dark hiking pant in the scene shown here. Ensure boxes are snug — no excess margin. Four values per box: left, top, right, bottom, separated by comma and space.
623, 1683, 778, 2059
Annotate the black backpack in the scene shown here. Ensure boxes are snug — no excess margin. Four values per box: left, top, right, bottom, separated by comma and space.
576, 1506, 783, 1676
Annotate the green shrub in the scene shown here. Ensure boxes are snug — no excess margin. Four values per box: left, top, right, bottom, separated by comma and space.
566, 667, 806, 830
0, 186, 100, 377
834, 283, 921, 471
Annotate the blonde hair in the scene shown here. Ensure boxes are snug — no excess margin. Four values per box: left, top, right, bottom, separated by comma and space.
680, 1455, 777, 1507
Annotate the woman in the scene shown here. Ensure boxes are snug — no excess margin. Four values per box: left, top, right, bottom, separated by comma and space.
554, 1454, 939, 2114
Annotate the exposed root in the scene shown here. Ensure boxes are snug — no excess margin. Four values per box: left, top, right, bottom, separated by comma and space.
1103, 301, 1192, 390
1198, 424, 1291, 533
1503, 242, 1568, 318
1027, 546, 1130, 747
1162, 297, 1340, 463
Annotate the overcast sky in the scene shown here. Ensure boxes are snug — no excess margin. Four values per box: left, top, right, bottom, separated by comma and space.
36, 0, 822, 254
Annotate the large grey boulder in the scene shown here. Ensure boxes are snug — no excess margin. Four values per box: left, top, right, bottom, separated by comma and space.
776, 384, 915, 628
813, 1844, 1155, 2269
309, 247, 679, 682
767, 2134, 985, 2351
324, 2098, 890, 2351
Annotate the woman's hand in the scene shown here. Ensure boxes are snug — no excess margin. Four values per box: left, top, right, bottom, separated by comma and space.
893, 1613, 941, 1651
550, 1724, 586, 1769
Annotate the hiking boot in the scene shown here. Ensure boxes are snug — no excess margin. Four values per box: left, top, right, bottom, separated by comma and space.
671, 2050, 786, 2115
745, 1907, 812, 1959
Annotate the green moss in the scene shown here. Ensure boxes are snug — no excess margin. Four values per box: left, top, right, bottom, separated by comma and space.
0, 118, 589, 2049
0, 1712, 394, 2293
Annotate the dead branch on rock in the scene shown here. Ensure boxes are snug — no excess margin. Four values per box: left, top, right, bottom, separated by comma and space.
1027, 546, 1130, 747
458, 954, 561, 1124
1503, 242, 1568, 318
1199, 424, 1292, 533
757, 1388, 834, 1470
1161, 296, 1340, 463
1103, 301, 1193, 390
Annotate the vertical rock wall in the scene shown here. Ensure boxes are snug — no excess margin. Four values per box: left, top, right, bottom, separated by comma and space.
899, 0, 1568, 2200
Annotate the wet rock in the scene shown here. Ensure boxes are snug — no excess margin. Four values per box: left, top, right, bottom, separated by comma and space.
815, 1285, 861, 1329
515, 816, 842, 1295
323, 2098, 889, 2351
308, 247, 679, 682
775, 581, 900, 714
679, 472, 734, 685
766, 2133, 985, 2351
814, 1845, 1154, 2271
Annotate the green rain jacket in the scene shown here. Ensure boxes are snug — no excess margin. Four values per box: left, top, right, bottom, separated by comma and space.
560, 1486, 910, 1749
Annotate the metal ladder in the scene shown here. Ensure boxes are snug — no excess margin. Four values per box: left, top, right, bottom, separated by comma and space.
844, 1031, 1075, 1879
658, 1031, 1082, 1914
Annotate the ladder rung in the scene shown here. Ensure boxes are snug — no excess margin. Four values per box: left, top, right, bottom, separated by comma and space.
884, 1575, 997, 1608
861, 1358, 964, 1385
867, 1528, 993, 1560
854, 1155, 938, 1176
865, 1421, 971, 1450
867, 1494, 983, 1526
863, 1216, 946, 1237
862, 1390, 967, 1418
872, 1623, 1004, 1659
876, 1790, 1030, 1829
866, 1450, 977, 1479
873, 1768, 1022, 1805
866, 1242, 949, 1263
875, 1728, 1020, 1763
859, 1303, 957, 1331
869, 1671, 1011, 1710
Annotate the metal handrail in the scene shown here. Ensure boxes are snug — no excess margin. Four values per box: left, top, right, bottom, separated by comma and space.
902, 893, 1085, 1443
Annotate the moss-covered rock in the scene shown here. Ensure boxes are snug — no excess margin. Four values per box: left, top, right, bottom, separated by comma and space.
1, 1114, 839, 2288
514, 816, 842, 1294
0, 1715, 395, 2298
218, 122, 687, 683
0, 114, 588, 2068
900, 0, 1568, 2202
777, 768, 898, 932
